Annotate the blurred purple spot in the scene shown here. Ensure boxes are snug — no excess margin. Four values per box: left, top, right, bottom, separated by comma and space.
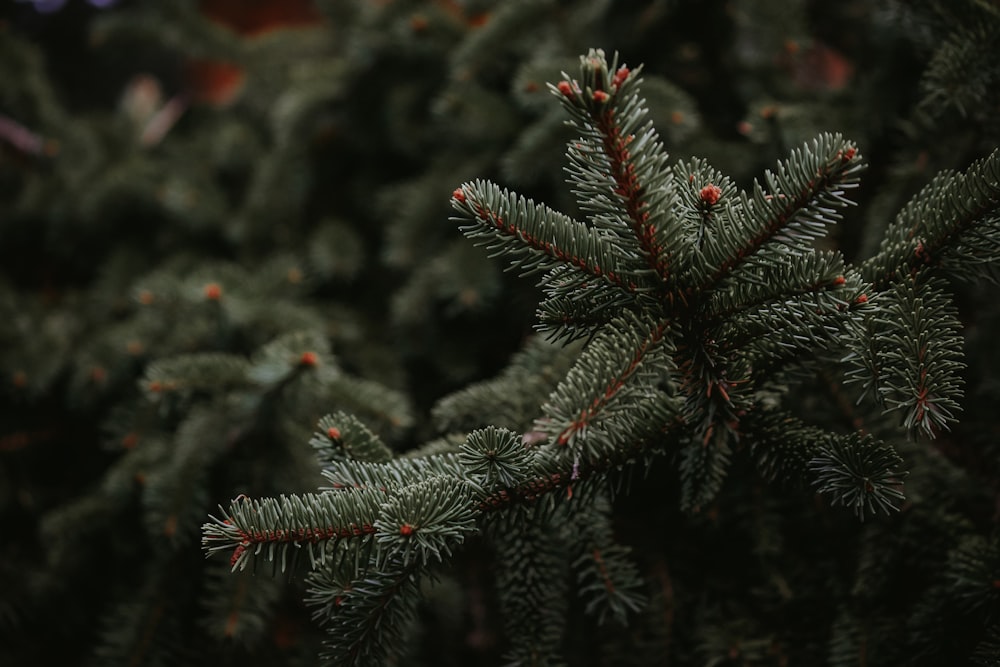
27, 0, 119, 11
31, 0, 68, 13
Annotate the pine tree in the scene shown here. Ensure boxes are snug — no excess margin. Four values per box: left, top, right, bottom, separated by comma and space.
202, 49, 1000, 665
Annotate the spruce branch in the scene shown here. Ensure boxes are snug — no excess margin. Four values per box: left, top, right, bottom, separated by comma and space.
310, 411, 393, 466
919, 23, 1000, 119
745, 410, 837, 484
673, 324, 749, 451
678, 427, 733, 513
319, 559, 423, 667
320, 453, 470, 493
845, 273, 965, 438
451, 49, 902, 508
374, 476, 478, 568
808, 433, 907, 521
452, 178, 641, 291
704, 251, 855, 324
707, 253, 871, 371
538, 313, 674, 453
205, 413, 678, 580
534, 287, 632, 343
862, 148, 1000, 288
568, 493, 646, 626
574, 543, 646, 625
745, 409, 907, 519
666, 158, 743, 285
493, 523, 570, 666
459, 425, 534, 489
304, 556, 356, 626
701, 133, 863, 290
203, 491, 384, 572
552, 49, 676, 284
477, 409, 681, 516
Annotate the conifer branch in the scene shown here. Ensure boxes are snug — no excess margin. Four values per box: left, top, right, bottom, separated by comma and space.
310, 411, 393, 466
704, 134, 863, 288
15, 0, 1000, 657
535, 292, 626, 343
671, 158, 738, 267
718, 271, 869, 356
808, 433, 907, 520
494, 523, 569, 665
535, 266, 640, 343
862, 148, 1000, 288
205, 413, 679, 580
459, 426, 533, 489
845, 273, 965, 437
674, 329, 746, 446
202, 491, 384, 572
478, 412, 681, 514
374, 476, 478, 568
452, 179, 639, 291
746, 411, 907, 519
553, 50, 676, 285
704, 251, 855, 323
568, 493, 646, 625
745, 410, 847, 484
539, 314, 674, 451
320, 560, 423, 667
678, 428, 733, 512
919, 23, 1000, 119
320, 453, 470, 492
575, 544, 646, 624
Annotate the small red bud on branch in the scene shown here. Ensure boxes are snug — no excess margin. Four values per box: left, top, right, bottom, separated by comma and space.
700, 184, 722, 206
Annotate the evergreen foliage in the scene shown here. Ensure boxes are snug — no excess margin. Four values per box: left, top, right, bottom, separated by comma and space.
4, 1, 1000, 666
199, 48, 997, 664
